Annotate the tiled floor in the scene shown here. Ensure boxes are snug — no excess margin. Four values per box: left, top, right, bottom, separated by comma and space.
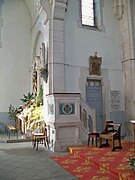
0, 134, 77, 180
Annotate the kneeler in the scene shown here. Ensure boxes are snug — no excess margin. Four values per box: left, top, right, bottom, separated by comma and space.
99, 123, 122, 151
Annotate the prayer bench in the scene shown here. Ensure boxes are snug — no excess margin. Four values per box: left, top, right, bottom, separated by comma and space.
7, 124, 18, 139
87, 121, 114, 147
99, 122, 122, 151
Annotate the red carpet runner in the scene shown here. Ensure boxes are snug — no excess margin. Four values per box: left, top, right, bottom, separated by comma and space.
51, 141, 135, 179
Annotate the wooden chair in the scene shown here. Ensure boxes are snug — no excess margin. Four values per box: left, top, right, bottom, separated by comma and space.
87, 132, 99, 147
32, 125, 49, 151
105, 120, 114, 132
7, 124, 18, 139
99, 122, 122, 151
87, 117, 99, 147
87, 120, 113, 147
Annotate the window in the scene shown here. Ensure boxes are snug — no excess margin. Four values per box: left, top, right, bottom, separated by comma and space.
80, 0, 103, 30
81, 0, 95, 27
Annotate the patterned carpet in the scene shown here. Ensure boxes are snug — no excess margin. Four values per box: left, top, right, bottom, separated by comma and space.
51, 140, 135, 179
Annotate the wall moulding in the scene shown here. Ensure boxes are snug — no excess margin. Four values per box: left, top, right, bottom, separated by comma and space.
113, 0, 124, 20
53, 0, 68, 20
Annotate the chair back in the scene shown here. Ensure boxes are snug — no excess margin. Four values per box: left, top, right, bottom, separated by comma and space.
106, 120, 114, 133
41, 125, 47, 136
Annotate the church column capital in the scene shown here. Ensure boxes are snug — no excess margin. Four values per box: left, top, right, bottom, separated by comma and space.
113, 0, 124, 20
53, 0, 68, 20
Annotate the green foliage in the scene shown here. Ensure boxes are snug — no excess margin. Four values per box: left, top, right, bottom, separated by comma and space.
20, 92, 35, 103
8, 88, 44, 132
128, 158, 135, 170
36, 85, 43, 107
8, 104, 17, 119
30, 106, 43, 121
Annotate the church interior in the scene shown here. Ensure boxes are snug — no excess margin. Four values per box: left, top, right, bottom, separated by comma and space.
0, 0, 135, 153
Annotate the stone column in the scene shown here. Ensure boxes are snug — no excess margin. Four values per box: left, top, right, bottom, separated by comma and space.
113, 0, 135, 139
0, 0, 4, 48
49, 0, 68, 93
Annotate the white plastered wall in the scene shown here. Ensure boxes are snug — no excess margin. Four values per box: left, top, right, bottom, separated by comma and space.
64, 0, 124, 110
64, 0, 122, 93
0, 0, 32, 128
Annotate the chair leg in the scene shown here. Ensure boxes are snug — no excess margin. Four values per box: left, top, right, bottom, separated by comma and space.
87, 135, 90, 146
44, 138, 47, 147
36, 139, 39, 151
92, 137, 94, 145
99, 138, 102, 148
112, 138, 115, 151
118, 137, 122, 149
95, 136, 98, 147
106, 139, 110, 146
46, 137, 49, 149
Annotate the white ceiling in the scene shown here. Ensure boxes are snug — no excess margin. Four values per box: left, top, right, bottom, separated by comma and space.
24, 0, 37, 24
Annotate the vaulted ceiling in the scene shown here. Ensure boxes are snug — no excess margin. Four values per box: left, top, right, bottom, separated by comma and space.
24, 0, 37, 24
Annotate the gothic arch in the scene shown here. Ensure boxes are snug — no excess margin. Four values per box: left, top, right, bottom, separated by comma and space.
32, 30, 44, 96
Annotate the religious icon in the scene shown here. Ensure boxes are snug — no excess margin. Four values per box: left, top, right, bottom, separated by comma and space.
89, 52, 102, 76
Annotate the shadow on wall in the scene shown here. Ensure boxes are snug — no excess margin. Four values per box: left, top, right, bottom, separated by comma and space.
0, 112, 15, 133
